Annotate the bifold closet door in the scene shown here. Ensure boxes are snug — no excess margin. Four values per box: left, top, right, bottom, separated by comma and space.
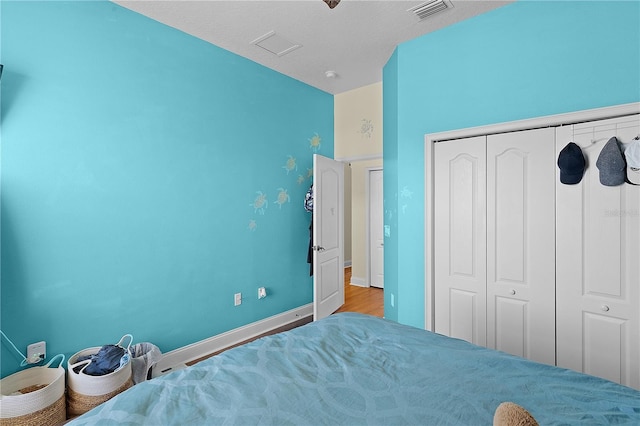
486, 129, 556, 366
434, 136, 487, 346
556, 115, 640, 389
434, 129, 556, 363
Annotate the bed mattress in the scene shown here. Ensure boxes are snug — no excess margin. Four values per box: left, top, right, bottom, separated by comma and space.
69, 312, 640, 425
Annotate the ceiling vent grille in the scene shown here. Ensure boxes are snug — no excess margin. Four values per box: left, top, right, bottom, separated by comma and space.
408, 0, 453, 20
251, 31, 302, 57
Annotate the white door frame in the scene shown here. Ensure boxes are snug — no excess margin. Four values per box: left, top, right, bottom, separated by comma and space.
424, 102, 640, 332
366, 167, 383, 288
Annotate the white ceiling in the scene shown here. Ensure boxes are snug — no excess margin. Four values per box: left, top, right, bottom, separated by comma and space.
114, 0, 512, 95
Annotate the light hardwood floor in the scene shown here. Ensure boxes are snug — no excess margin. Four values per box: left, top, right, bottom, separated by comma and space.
336, 266, 384, 318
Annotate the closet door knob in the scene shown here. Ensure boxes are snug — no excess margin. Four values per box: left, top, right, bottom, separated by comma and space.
601, 305, 610, 312
509, 289, 516, 295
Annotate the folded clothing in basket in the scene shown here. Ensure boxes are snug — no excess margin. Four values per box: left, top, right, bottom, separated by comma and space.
73, 345, 129, 376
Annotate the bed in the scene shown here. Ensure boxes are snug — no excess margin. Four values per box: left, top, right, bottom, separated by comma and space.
68, 312, 640, 425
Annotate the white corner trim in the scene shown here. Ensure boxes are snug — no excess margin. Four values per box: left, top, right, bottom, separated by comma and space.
426, 102, 640, 144
153, 304, 313, 374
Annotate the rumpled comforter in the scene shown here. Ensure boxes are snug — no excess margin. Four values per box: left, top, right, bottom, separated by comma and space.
69, 312, 640, 425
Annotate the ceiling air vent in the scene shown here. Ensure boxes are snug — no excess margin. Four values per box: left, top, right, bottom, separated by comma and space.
408, 0, 453, 20
251, 31, 302, 57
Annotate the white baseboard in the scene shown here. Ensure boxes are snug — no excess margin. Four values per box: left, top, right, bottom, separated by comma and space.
153, 304, 313, 375
350, 276, 367, 287
344, 260, 352, 268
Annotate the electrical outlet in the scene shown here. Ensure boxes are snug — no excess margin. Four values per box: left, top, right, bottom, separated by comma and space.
258, 287, 267, 299
27, 341, 46, 364
234, 292, 242, 306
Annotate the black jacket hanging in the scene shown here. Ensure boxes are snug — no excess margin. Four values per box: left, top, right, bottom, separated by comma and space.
305, 184, 314, 276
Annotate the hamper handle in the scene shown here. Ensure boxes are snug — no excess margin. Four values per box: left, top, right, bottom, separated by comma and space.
45, 353, 65, 368
117, 334, 133, 352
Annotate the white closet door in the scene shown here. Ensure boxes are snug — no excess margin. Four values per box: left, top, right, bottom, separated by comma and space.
434, 136, 487, 346
556, 115, 640, 390
486, 129, 556, 365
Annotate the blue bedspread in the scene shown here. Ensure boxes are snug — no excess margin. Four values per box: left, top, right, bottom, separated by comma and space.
70, 313, 640, 425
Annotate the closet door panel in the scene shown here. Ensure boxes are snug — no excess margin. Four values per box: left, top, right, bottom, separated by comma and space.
493, 150, 526, 283
556, 115, 640, 389
583, 313, 626, 384
434, 136, 487, 346
495, 297, 527, 357
486, 128, 556, 366
449, 289, 477, 344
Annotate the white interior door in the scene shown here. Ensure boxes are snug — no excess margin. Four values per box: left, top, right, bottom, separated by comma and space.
485, 128, 556, 366
369, 169, 384, 288
556, 115, 640, 389
313, 154, 345, 320
434, 136, 487, 346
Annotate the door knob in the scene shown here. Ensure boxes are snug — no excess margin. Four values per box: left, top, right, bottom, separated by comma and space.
509, 289, 516, 295
601, 305, 610, 312
313, 245, 326, 252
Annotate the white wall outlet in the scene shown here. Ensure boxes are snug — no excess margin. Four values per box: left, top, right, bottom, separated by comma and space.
27, 341, 46, 364
234, 292, 242, 306
258, 287, 267, 299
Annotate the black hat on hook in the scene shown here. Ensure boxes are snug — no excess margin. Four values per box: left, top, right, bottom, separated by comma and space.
557, 142, 586, 184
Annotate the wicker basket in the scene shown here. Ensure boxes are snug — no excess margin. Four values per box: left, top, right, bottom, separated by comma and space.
66, 377, 132, 417
0, 355, 66, 426
66, 335, 132, 417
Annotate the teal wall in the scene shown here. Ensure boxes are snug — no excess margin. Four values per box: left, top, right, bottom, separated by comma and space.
1, 1, 332, 377
383, 1, 640, 328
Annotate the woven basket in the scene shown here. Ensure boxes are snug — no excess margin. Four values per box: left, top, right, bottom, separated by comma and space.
66, 378, 132, 418
0, 355, 66, 426
66, 335, 133, 417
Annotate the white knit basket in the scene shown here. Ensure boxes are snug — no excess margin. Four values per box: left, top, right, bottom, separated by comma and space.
67, 335, 132, 397
66, 335, 133, 417
0, 354, 66, 420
